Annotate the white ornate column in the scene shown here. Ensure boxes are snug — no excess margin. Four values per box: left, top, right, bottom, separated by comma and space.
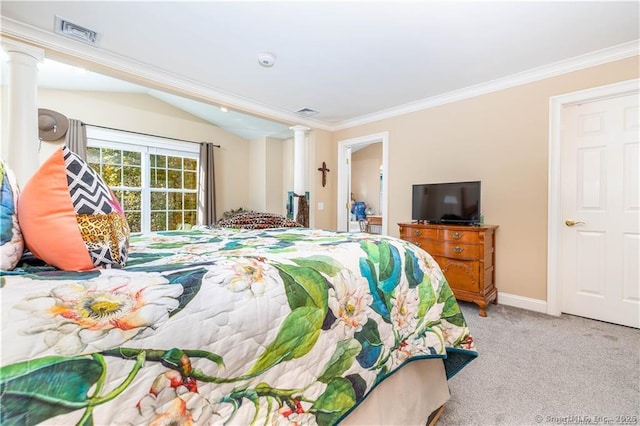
1, 39, 44, 186
290, 125, 310, 220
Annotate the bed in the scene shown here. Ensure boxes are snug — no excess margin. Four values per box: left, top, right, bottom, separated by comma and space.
1, 146, 477, 425
1, 226, 476, 425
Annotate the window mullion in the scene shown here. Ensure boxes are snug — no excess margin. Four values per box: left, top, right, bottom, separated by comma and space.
141, 148, 151, 233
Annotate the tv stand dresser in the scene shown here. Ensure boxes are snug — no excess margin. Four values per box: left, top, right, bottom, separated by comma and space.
398, 222, 498, 316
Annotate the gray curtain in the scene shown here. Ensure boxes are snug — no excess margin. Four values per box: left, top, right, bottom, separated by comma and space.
65, 119, 87, 160
198, 142, 217, 226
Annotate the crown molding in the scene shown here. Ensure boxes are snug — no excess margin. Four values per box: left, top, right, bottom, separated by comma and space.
2, 16, 638, 134
333, 39, 640, 130
0, 17, 332, 132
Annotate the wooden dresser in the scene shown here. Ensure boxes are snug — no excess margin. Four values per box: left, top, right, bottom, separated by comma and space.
398, 222, 498, 316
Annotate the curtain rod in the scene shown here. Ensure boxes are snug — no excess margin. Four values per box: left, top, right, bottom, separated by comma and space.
82, 123, 221, 147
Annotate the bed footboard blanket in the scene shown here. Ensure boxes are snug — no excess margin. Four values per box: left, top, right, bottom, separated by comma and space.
1, 228, 476, 425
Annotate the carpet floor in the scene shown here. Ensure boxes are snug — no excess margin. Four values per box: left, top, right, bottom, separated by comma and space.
438, 302, 640, 425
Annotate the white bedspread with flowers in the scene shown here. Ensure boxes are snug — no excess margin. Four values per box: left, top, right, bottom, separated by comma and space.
0, 227, 476, 425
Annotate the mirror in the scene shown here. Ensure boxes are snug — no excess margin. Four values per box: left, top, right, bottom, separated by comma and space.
32, 58, 292, 141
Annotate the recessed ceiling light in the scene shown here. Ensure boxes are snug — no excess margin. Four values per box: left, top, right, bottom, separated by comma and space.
258, 52, 276, 67
220, 106, 228, 112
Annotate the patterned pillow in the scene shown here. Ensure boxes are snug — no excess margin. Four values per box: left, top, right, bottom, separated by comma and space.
18, 146, 130, 271
0, 157, 24, 270
216, 212, 303, 229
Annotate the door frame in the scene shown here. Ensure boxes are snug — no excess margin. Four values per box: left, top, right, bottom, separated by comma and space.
546, 78, 639, 316
337, 132, 389, 234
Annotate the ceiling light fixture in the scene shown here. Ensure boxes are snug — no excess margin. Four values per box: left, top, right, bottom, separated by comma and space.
220, 106, 228, 112
54, 16, 100, 45
258, 52, 276, 67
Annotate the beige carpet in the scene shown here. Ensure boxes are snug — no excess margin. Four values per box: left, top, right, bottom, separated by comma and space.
439, 302, 640, 425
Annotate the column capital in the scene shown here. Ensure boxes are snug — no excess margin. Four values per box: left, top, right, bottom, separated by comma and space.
2, 37, 43, 186
1, 38, 45, 62
289, 125, 310, 133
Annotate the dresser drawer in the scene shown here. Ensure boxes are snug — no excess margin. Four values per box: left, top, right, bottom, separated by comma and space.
400, 226, 438, 240
442, 229, 481, 243
436, 257, 481, 293
410, 239, 441, 256
441, 242, 481, 259
402, 237, 425, 251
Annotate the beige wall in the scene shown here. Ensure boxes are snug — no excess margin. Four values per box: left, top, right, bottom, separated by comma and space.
265, 137, 284, 214
248, 136, 285, 214
352, 143, 383, 214
281, 137, 294, 219
248, 137, 267, 211
36, 89, 252, 220
309, 128, 335, 230
332, 56, 639, 301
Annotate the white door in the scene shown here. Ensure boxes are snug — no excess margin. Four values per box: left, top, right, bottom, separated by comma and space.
560, 92, 639, 328
346, 147, 354, 231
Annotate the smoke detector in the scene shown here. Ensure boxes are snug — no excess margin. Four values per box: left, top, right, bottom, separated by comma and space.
258, 52, 276, 67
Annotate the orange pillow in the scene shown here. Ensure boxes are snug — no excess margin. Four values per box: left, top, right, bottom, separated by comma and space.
18, 146, 129, 271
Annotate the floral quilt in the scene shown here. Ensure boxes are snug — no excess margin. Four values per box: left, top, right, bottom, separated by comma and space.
0, 227, 476, 425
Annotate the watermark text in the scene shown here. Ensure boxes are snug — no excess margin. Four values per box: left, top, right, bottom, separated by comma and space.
534, 415, 638, 425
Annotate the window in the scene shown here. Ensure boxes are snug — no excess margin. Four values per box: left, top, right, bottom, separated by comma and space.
149, 154, 198, 232
87, 127, 199, 233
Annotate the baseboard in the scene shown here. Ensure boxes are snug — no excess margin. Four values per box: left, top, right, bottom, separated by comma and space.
498, 292, 548, 314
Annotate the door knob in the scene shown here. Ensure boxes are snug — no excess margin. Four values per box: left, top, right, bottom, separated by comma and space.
565, 220, 586, 227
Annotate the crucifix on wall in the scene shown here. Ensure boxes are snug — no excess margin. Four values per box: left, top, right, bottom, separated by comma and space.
318, 161, 330, 187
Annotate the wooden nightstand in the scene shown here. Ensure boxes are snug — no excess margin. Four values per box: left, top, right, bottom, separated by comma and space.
398, 222, 498, 316
367, 215, 382, 234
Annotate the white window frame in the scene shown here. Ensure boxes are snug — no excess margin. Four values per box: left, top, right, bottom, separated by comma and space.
87, 126, 200, 233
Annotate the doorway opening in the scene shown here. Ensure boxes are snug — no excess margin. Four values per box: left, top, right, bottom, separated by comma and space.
337, 132, 389, 234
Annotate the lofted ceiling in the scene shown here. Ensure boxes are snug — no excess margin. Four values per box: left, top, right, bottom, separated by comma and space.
1, 1, 639, 140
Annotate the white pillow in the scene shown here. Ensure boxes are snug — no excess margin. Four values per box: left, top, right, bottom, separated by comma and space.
0, 156, 24, 270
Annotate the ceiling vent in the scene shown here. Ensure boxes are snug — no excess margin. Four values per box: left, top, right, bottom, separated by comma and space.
295, 107, 319, 117
55, 16, 100, 45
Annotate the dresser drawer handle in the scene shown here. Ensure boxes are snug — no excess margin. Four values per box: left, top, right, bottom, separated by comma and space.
413, 230, 423, 236
451, 232, 462, 240
453, 246, 464, 253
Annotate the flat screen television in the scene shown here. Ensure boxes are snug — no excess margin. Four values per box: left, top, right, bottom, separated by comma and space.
412, 181, 481, 225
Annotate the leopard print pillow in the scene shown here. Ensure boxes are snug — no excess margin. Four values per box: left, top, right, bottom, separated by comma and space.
217, 212, 303, 230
